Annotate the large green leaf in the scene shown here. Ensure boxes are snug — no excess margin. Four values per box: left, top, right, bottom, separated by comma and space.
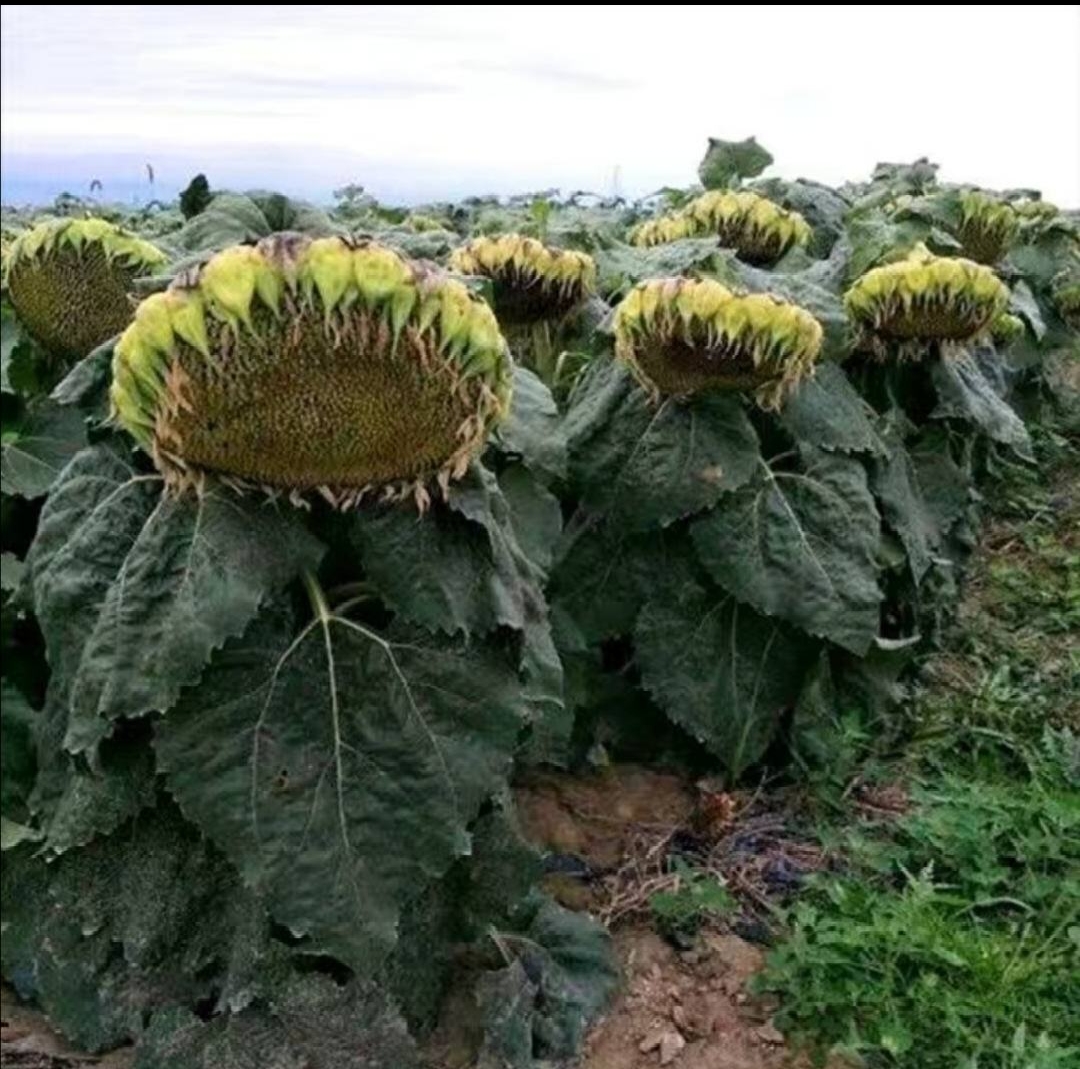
497, 465, 562, 576
930, 352, 1032, 457
351, 465, 565, 755
0, 550, 25, 591
636, 580, 816, 774
909, 427, 975, 539
870, 412, 942, 582
594, 239, 737, 299
40, 736, 157, 856
492, 366, 567, 482
136, 977, 419, 1069
51, 338, 115, 420
565, 357, 760, 531
479, 895, 619, 1066
1008, 281, 1046, 341
1, 398, 88, 498
154, 598, 526, 973
698, 136, 773, 189
1, 805, 258, 1053
26, 446, 323, 753
385, 803, 544, 1033
1, 302, 49, 397
350, 465, 545, 638
691, 452, 883, 654
779, 363, 885, 455
172, 191, 339, 253
551, 517, 698, 644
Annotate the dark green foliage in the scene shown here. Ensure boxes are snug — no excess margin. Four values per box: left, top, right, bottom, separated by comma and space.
1, 142, 1076, 1067
178, 173, 212, 220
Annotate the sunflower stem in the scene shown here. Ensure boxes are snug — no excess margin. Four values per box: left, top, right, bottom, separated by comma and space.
302, 568, 331, 623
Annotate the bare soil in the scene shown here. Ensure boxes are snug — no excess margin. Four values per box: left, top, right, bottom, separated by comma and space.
514, 765, 846, 1069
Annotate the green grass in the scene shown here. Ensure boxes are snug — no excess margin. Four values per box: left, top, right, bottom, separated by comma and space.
758, 426, 1080, 1069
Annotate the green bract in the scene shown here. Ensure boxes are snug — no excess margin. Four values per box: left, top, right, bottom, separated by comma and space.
450, 234, 597, 323
629, 191, 811, 266
989, 312, 1024, 345
955, 191, 1019, 264
613, 277, 823, 408
5, 217, 167, 360
111, 234, 512, 508
845, 244, 1009, 356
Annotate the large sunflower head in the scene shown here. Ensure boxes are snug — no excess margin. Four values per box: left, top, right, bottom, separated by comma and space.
630, 192, 811, 266
111, 234, 512, 509
449, 234, 596, 324
6, 217, 167, 361
613, 277, 823, 409
844, 244, 1009, 356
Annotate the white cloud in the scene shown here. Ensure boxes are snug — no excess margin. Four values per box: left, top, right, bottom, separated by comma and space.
2, 4, 1078, 203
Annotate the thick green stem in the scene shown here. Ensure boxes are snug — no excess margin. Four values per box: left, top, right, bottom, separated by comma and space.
301, 568, 331, 623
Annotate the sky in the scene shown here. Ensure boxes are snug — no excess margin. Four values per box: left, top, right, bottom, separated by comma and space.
2, 4, 1079, 207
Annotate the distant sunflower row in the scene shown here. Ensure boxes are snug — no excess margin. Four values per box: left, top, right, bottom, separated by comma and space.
0, 209, 1044, 510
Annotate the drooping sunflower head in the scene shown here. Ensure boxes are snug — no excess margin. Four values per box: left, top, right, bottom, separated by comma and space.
6, 217, 167, 361
844, 244, 1009, 356
613, 277, 823, 409
111, 234, 512, 509
449, 234, 597, 324
955, 191, 1019, 264
627, 214, 694, 247
630, 192, 811, 266
682, 191, 812, 265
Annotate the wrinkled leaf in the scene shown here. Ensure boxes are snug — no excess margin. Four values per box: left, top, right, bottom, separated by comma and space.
136, 977, 418, 1069
565, 357, 760, 531
51, 338, 115, 419
636, 581, 816, 774
42, 738, 158, 856
1, 399, 88, 498
908, 429, 973, 539
552, 517, 699, 644
1, 805, 258, 1053
871, 412, 942, 581
350, 464, 546, 638
155, 599, 525, 973
931, 352, 1032, 457
691, 452, 882, 654
27, 446, 323, 753
1, 551, 26, 591
595, 239, 737, 299
780, 363, 886, 455
480, 895, 618, 1065
1, 681, 36, 821
1008, 281, 1045, 341
497, 465, 562, 576
492, 366, 567, 482
699, 136, 773, 189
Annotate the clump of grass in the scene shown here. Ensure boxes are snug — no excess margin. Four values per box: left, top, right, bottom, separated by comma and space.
757, 428, 1080, 1068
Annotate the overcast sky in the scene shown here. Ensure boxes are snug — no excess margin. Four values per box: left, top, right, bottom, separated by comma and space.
2, 4, 1078, 206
